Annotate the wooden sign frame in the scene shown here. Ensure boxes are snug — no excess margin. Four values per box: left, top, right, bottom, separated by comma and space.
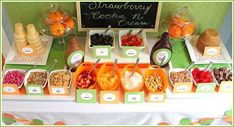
76, 2, 162, 32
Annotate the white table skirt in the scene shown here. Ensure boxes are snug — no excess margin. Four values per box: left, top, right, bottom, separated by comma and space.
2, 96, 232, 125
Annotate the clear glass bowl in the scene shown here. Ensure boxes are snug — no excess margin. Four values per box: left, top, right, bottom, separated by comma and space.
39, 4, 76, 46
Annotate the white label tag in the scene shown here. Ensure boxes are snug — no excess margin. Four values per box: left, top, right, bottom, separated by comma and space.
223, 84, 232, 91
207, 48, 217, 55
156, 51, 169, 65
149, 94, 164, 102
103, 93, 116, 102
51, 87, 65, 94
177, 85, 189, 92
128, 94, 141, 102
96, 48, 108, 56
22, 47, 34, 54
71, 53, 83, 65
81, 92, 93, 100
3, 86, 16, 93
126, 49, 137, 57
200, 85, 211, 91
28, 86, 42, 94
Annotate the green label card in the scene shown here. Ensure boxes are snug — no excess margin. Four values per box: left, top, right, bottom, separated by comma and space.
93, 46, 111, 59
196, 83, 216, 93
25, 85, 44, 95
125, 92, 144, 104
76, 89, 96, 103
122, 46, 140, 58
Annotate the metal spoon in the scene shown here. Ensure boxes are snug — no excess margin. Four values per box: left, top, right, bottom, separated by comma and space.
205, 61, 213, 71
48, 59, 58, 72
188, 70, 197, 86
43, 59, 58, 85
20, 63, 37, 87
26, 63, 37, 73
136, 29, 143, 36
112, 59, 118, 77
68, 60, 81, 72
130, 58, 140, 77
183, 61, 195, 74
103, 25, 111, 35
89, 58, 100, 75
227, 69, 232, 76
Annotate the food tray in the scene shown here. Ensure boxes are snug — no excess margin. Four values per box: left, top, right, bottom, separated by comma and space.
5, 35, 53, 65
185, 35, 232, 64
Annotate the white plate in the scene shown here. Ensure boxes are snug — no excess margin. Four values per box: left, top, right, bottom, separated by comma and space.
5, 35, 53, 65
185, 35, 232, 64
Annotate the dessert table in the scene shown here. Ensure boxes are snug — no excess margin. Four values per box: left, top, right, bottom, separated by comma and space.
2, 36, 232, 125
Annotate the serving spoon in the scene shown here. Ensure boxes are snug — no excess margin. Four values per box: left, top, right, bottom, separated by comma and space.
130, 58, 140, 77
112, 59, 118, 77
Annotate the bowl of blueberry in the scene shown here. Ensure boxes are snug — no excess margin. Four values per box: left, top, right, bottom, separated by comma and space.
89, 30, 115, 49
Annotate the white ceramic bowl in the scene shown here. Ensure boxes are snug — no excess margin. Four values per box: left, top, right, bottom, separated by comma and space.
190, 68, 216, 85
119, 29, 146, 50
89, 30, 115, 49
169, 68, 193, 86
24, 69, 49, 88
3, 69, 26, 88
48, 69, 72, 88
212, 67, 232, 86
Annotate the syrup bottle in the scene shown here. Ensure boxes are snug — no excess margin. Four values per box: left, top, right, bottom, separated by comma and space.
150, 32, 172, 68
65, 35, 84, 72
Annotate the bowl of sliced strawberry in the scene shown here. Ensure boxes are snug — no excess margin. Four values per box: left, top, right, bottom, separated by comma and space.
119, 29, 146, 49
191, 68, 215, 85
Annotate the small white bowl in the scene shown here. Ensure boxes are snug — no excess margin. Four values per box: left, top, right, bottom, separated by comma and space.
190, 68, 216, 86
24, 69, 49, 88
212, 68, 232, 86
48, 69, 72, 88
119, 29, 146, 50
89, 30, 115, 49
3, 69, 26, 88
169, 68, 193, 86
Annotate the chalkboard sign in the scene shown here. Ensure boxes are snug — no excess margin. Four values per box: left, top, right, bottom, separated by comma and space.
76, 2, 162, 31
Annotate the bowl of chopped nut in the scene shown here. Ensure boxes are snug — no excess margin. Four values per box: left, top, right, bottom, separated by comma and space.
24, 69, 49, 88
48, 69, 72, 88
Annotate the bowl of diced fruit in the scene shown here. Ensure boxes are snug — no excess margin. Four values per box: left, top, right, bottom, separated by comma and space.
119, 29, 146, 50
